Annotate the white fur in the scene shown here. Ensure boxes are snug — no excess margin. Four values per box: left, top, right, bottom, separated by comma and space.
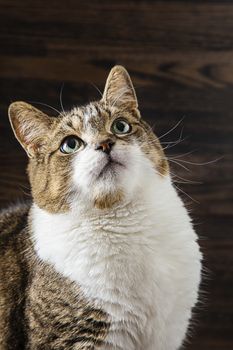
71, 141, 142, 205
32, 144, 202, 350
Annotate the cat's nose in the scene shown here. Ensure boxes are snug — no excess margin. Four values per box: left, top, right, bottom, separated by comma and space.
95, 139, 115, 154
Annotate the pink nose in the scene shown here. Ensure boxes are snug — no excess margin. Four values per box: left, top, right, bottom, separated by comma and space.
95, 140, 115, 154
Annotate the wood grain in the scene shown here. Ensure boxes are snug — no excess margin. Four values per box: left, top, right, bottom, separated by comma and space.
0, 1, 232, 349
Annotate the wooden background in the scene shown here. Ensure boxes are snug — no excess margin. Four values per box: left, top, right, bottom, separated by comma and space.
0, 1, 232, 349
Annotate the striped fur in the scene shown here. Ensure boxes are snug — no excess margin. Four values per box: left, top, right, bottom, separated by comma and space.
0, 203, 110, 349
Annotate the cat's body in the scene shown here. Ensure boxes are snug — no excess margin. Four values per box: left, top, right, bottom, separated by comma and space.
0, 66, 202, 349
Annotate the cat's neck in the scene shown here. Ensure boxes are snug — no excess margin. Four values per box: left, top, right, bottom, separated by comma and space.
30, 175, 189, 288
30, 174, 185, 255
31, 173, 166, 244
31, 190, 155, 255
30, 191, 153, 286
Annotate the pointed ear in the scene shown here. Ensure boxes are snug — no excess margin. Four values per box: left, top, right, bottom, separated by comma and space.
8, 101, 56, 158
102, 65, 138, 109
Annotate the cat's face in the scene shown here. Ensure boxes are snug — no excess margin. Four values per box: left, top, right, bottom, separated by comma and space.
8, 66, 168, 213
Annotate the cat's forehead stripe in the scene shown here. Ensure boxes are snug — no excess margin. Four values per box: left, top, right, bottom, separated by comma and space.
64, 109, 83, 131
83, 105, 98, 127
68, 104, 106, 132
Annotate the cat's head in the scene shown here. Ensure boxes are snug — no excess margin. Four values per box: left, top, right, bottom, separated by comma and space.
9, 66, 169, 213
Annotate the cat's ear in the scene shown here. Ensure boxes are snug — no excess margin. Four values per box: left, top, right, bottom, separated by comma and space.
8, 101, 56, 158
102, 66, 138, 110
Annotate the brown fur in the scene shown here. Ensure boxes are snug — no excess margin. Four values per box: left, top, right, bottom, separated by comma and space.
93, 189, 124, 210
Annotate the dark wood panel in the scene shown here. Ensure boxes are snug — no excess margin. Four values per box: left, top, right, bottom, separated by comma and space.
0, 1, 232, 349
1, 1, 233, 51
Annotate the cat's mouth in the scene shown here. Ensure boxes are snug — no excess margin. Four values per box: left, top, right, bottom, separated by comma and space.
97, 157, 124, 179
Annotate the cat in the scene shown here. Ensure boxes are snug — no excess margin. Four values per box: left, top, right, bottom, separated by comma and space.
0, 65, 202, 350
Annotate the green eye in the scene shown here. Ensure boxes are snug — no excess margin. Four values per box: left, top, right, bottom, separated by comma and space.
111, 119, 131, 134
60, 136, 82, 154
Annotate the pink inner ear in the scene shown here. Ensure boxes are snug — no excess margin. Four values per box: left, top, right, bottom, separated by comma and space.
19, 129, 31, 146
18, 124, 39, 153
24, 137, 31, 146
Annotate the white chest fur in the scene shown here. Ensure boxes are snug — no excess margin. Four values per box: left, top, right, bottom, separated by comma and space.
32, 177, 202, 350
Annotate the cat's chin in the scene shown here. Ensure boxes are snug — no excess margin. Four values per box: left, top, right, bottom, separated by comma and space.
95, 160, 125, 181
91, 172, 126, 209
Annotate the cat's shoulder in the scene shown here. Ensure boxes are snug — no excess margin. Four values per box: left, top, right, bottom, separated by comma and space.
0, 201, 32, 281
0, 202, 32, 348
0, 201, 31, 245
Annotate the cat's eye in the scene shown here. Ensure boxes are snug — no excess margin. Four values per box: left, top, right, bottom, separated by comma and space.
111, 119, 132, 135
60, 136, 82, 154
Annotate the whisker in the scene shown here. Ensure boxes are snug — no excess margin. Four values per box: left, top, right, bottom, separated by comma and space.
171, 173, 202, 184
149, 121, 158, 132
161, 126, 187, 151
18, 183, 31, 191
89, 82, 103, 99
168, 150, 197, 160
156, 164, 201, 184
59, 83, 65, 115
162, 136, 188, 151
18, 184, 31, 197
158, 116, 185, 141
29, 101, 61, 116
167, 159, 191, 172
173, 183, 200, 204
160, 140, 183, 145
162, 126, 185, 149
173, 157, 223, 166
